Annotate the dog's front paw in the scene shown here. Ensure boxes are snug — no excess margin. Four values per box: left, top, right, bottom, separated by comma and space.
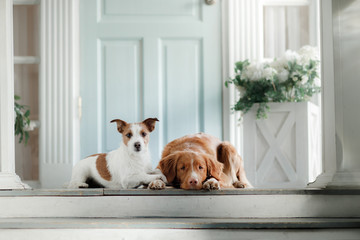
233, 181, 252, 189
203, 178, 220, 190
148, 179, 166, 190
153, 173, 168, 184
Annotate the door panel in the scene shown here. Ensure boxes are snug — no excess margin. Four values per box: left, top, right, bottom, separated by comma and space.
99, 0, 201, 22
80, 0, 222, 165
161, 39, 203, 143
101, 39, 143, 151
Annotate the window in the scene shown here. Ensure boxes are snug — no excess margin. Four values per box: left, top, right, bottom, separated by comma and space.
263, 5, 311, 58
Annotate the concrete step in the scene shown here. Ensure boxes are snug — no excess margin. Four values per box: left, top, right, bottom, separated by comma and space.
1, 217, 360, 229
1, 188, 360, 218
1, 218, 360, 240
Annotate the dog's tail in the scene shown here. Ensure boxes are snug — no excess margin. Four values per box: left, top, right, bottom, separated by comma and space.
216, 142, 236, 169
217, 142, 253, 188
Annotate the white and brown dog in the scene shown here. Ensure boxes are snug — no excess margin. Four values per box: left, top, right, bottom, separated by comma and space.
68, 118, 167, 189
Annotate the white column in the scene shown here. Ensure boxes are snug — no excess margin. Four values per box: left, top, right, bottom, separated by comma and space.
0, 0, 29, 189
307, 0, 337, 188
326, 0, 360, 188
222, 0, 262, 155
309, 0, 360, 189
39, 0, 80, 188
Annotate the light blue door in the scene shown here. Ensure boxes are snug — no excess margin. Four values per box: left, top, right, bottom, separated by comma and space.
80, 0, 222, 165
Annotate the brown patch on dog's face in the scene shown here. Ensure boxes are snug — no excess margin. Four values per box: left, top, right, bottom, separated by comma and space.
139, 127, 150, 146
92, 153, 112, 181
111, 119, 132, 146
121, 124, 134, 146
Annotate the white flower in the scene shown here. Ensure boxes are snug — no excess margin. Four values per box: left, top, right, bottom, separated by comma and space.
270, 49, 300, 72
241, 62, 276, 81
284, 49, 300, 63
301, 75, 308, 84
263, 67, 277, 80
278, 69, 289, 82
241, 62, 264, 81
270, 58, 286, 71
297, 45, 319, 65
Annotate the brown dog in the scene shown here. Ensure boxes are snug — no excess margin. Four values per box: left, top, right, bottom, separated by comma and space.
149, 133, 252, 190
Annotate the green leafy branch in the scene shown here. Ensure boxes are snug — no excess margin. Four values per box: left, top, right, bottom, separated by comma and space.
14, 95, 31, 145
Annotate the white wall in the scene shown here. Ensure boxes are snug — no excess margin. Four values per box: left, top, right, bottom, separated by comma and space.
333, 0, 360, 170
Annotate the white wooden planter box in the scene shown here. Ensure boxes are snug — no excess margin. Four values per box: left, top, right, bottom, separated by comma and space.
243, 102, 322, 188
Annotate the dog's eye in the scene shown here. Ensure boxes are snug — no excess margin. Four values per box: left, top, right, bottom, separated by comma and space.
199, 166, 203, 170
141, 132, 147, 137
180, 166, 185, 170
126, 133, 132, 138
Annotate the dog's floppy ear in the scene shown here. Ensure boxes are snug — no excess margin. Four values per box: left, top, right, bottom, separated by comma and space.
110, 119, 128, 133
142, 118, 159, 132
158, 153, 179, 184
204, 154, 223, 181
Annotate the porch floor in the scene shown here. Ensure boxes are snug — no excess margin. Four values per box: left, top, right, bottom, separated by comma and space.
2, 188, 360, 197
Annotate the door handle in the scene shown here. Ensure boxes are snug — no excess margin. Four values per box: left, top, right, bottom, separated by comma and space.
205, 0, 216, 5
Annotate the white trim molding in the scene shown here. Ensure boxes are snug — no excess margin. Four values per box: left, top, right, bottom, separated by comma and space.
0, 0, 29, 190
39, 0, 80, 188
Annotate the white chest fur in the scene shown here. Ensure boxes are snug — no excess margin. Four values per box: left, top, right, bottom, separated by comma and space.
106, 143, 153, 188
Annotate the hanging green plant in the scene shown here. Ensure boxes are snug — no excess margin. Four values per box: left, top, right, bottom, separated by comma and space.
14, 95, 31, 145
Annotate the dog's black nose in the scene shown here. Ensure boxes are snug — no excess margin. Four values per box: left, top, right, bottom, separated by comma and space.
134, 142, 141, 151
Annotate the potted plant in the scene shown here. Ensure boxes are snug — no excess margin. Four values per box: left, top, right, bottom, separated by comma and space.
226, 46, 322, 188
225, 45, 321, 119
